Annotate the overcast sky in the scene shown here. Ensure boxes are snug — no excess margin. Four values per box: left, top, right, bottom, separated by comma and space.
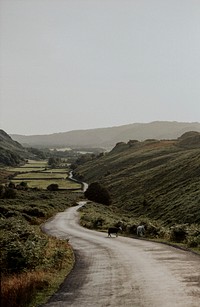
0, 0, 200, 135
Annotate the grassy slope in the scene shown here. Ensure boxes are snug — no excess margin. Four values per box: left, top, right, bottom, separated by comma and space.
0, 165, 84, 306
74, 137, 200, 226
0, 129, 32, 166
0, 188, 83, 307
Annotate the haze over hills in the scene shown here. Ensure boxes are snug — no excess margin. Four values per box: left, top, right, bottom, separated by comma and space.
10, 121, 200, 149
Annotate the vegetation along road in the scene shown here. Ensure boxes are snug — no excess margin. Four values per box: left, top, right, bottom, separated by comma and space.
42, 203, 200, 307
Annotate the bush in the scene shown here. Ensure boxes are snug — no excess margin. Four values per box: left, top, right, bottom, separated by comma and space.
0, 218, 48, 274
169, 224, 188, 243
0, 184, 5, 198
126, 224, 137, 235
92, 217, 104, 229
145, 223, 160, 238
19, 181, 28, 188
3, 188, 17, 199
187, 237, 199, 248
0, 186, 17, 199
8, 182, 15, 189
23, 207, 45, 218
84, 182, 112, 205
47, 184, 59, 191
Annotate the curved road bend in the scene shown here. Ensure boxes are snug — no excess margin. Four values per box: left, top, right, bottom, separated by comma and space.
42, 203, 200, 307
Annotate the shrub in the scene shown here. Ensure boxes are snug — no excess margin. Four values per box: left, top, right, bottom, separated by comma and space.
92, 217, 104, 228
0, 218, 48, 274
8, 182, 16, 189
16, 181, 28, 190
23, 207, 45, 218
126, 224, 138, 235
169, 224, 188, 243
145, 223, 160, 238
0, 186, 17, 199
187, 237, 199, 248
0, 184, 5, 198
19, 181, 28, 188
3, 188, 17, 199
47, 184, 59, 191
84, 182, 112, 205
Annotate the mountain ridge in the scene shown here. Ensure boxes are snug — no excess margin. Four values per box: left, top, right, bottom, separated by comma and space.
10, 121, 200, 149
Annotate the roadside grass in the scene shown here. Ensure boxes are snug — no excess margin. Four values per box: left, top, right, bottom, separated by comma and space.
0, 161, 80, 306
28, 237, 75, 307
1, 237, 75, 307
1, 271, 47, 307
78, 202, 200, 254
0, 186, 83, 307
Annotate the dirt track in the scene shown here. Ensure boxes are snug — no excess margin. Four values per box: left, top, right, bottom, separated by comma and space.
42, 203, 200, 307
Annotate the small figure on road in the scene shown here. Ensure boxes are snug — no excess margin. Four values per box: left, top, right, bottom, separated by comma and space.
108, 226, 122, 237
137, 225, 145, 237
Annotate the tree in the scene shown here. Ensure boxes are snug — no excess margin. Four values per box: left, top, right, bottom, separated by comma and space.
84, 182, 112, 206
48, 157, 61, 167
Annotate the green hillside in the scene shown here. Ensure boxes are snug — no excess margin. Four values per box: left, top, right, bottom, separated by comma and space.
0, 130, 32, 166
74, 132, 200, 226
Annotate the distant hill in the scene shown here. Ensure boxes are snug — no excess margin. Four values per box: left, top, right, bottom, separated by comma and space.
0, 130, 32, 166
73, 131, 200, 225
10, 121, 200, 149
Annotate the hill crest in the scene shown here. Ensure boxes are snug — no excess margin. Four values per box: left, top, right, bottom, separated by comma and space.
10, 121, 200, 149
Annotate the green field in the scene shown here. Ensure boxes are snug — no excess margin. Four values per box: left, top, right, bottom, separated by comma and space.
12, 178, 81, 190
6, 160, 48, 172
42, 168, 68, 173
7, 160, 81, 190
14, 172, 67, 180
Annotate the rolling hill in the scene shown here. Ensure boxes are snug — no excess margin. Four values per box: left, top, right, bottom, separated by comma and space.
0, 130, 32, 166
10, 121, 200, 149
73, 131, 200, 226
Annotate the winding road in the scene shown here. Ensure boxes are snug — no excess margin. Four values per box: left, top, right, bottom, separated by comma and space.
42, 203, 200, 307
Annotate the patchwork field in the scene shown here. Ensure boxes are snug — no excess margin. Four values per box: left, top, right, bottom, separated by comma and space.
7, 160, 82, 191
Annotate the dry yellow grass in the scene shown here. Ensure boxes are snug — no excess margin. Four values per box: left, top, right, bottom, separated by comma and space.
1, 271, 48, 307
1, 237, 75, 307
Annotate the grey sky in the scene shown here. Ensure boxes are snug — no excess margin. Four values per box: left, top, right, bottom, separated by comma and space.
0, 0, 200, 135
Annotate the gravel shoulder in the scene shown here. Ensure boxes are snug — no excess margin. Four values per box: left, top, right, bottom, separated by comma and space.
42, 204, 200, 307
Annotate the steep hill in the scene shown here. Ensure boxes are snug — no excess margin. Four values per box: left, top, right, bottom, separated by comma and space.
0, 130, 31, 166
10, 121, 200, 149
73, 132, 200, 226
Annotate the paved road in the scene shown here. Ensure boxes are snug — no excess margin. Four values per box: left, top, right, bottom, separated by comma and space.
42, 203, 200, 307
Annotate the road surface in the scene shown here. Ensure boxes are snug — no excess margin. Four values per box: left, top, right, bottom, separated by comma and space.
42, 203, 200, 307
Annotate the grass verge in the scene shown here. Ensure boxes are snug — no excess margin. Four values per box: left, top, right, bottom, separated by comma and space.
1, 237, 75, 307
78, 201, 200, 255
